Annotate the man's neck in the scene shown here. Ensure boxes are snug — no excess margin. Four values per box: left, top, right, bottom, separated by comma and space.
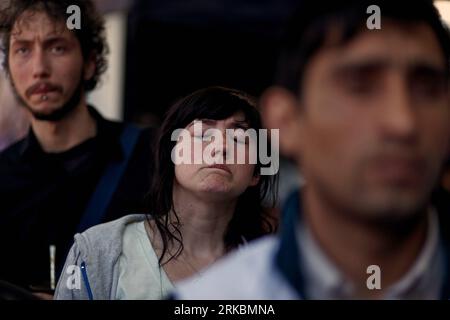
30, 102, 97, 153
301, 187, 429, 298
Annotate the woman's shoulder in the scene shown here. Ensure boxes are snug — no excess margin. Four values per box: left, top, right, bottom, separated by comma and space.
83, 213, 147, 235
75, 214, 148, 255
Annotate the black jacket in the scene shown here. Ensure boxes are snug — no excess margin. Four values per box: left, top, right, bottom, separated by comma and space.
0, 106, 155, 290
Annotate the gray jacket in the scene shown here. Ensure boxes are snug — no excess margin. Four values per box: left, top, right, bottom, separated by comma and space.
54, 214, 147, 300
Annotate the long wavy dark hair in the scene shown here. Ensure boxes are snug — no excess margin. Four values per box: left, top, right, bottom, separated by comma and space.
146, 86, 278, 265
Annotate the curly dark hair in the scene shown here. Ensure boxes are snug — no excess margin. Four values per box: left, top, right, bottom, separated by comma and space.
0, 0, 108, 91
147, 86, 278, 265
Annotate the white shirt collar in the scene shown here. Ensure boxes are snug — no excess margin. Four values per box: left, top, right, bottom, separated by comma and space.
297, 209, 443, 299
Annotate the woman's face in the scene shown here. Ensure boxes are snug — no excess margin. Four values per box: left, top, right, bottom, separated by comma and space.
173, 111, 260, 201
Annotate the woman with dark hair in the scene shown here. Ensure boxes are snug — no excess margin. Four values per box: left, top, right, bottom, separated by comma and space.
55, 87, 277, 300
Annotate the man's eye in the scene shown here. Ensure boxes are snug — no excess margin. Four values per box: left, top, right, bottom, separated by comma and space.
338, 69, 379, 96
15, 47, 30, 55
412, 80, 446, 98
410, 73, 448, 99
51, 46, 66, 54
344, 77, 375, 95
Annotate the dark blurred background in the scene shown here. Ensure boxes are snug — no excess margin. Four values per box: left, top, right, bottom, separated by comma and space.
98, 0, 301, 125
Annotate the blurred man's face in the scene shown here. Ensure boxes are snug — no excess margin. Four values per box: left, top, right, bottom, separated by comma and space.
298, 22, 450, 221
8, 10, 94, 121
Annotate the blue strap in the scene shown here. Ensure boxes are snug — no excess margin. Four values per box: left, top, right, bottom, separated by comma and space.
274, 190, 306, 299
76, 124, 142, 233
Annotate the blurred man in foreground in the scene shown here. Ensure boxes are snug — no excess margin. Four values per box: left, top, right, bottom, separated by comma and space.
174, 0, 450, 299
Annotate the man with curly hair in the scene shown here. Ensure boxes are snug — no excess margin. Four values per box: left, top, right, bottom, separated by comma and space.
0, 0, 154, 295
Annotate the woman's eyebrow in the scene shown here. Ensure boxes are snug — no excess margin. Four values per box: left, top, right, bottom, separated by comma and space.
187, 119, 250, 129
186, 119, 214, 128
231, 120, 250, 129
201, 119, 217, 126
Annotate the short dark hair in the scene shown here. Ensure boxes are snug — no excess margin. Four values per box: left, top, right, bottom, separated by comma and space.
0, 0, 108, 91
276, 0, 450, 96
147, 86, 278, 265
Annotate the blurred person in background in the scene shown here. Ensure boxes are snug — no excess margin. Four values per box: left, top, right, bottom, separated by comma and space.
0, 65, 28, 151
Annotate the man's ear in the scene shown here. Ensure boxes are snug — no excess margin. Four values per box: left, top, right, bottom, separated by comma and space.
83, 53, 96, 82
260, 86, 303, 160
